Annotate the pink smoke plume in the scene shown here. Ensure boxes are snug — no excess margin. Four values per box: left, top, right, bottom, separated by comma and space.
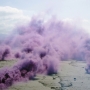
0, 17, 90, 89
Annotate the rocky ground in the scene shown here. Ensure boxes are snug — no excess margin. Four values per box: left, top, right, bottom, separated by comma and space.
1, 60, 90, 90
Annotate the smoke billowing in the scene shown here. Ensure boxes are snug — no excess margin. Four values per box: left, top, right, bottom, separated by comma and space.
0, 17, 90, 89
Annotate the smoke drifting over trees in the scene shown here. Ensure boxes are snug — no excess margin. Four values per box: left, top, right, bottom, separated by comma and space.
0, 17, 90, 89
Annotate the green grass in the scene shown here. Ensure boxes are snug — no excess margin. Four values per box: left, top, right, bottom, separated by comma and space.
0, 60, 17, 68
0, 60, 60, 90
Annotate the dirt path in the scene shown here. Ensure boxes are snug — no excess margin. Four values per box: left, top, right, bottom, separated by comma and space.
59, 61, 90, 90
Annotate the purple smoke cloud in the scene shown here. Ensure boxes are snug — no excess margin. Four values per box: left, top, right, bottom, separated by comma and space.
0, 17, 90, 89
0, 45, 12, 61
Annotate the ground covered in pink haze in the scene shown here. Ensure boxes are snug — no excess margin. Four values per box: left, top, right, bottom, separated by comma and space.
0, 17, 90, 89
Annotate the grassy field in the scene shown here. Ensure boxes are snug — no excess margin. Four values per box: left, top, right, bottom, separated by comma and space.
0, 60, 61, 90
0, 60, 17, 68
0, 60, 90, 90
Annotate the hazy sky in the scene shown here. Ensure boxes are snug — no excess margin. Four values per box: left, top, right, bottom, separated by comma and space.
0, 0, 90, 34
